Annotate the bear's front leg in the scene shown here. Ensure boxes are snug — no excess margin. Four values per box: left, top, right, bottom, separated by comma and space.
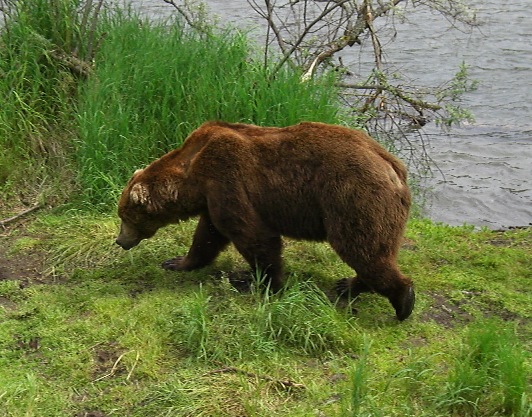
231, 235, 284, 292
162, 214, 230, 271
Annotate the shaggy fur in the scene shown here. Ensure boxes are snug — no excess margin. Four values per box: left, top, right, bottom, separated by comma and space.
116, 121, 415, 320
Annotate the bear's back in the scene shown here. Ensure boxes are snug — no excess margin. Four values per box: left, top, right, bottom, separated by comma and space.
209, 121, 405, 182
186, 121, 408, 194
184, 121, 409, 240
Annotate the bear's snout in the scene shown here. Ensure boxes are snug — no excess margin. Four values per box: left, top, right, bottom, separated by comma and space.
115, 238, 131, 250
116, 222, 141, 250
115, 236, 135, 250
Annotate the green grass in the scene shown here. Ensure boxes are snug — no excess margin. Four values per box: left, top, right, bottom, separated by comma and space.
0, 0, 84, 205
75, 14, 341, 208
438, 320, 530, 416
0, 213, 530, 416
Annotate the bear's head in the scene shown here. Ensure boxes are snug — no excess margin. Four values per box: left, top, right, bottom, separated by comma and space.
115, 168, 186, 250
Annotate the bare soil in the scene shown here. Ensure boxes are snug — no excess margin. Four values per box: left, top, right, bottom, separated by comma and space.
0, 214, 50, 312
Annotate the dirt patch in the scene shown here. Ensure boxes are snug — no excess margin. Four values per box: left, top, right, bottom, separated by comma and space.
421, 290, 526, 330
14, 335, 41, 353
421, 292, 475, 328
91, 342, 128, 381
489, 225, 531, 247
0, 229, 56, 312
402, 237, 418, 250
0, 240, 47, 286
0, 295, 18, 312
0, 227, 67, 289
0, 204, 51, 284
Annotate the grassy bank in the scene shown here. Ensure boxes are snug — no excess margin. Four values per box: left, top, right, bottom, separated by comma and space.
0, 1, 530, 416
75, 18, 341, 208
0, 213, 530, 416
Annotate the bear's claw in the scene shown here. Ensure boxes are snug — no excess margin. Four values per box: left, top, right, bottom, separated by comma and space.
335, 277, 369, 299
391, 285, 415, 321
335, 278, 351, 297
161, 256, 188, 271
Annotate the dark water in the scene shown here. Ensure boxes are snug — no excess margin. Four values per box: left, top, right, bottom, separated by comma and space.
131, 0, 532, 229
377, 1, 532, 229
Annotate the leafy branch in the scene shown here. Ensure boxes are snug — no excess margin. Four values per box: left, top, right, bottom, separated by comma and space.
162, 0, 214, 34
248, 0, 479, 132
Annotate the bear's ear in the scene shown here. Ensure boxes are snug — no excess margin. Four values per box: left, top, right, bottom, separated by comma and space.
129, 183, 150, 206
160, 180, 179, 201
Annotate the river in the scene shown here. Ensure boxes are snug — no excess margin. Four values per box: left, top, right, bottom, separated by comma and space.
130, 0, 531, 229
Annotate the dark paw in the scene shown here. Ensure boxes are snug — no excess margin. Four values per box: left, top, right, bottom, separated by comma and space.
335, 278, 351, 298
392, 285, 415, 321
161, 256, 188, 271
336, 278, 368, 299
228, 271, 253, 293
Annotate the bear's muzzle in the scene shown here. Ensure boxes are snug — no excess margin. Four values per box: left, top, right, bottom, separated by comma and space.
115, 222, 142, 250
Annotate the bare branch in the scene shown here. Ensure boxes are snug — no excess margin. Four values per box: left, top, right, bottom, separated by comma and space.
337, 82, 442, 111
0, 204, 43, 229
365, 0, 382, 70
413, 0, 479, 27
247, 0, 479, 165
270, 0, 353, 76
162, 0, 212, 33
163, 0, 196, 27
49, 48, 93, 78
86, 0, 105, 60
300, 0, 403, 80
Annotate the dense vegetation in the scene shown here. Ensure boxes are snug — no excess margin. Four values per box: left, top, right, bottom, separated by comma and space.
0, 0, 341, 209
0, 1, 530, 416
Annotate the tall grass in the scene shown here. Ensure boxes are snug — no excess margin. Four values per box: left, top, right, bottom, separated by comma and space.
170, 279, 360, 362
0, 0, 109, 206
76, 13, 341, 208
0, 0, 342, 209
344, 336, 372, 416
438, 319, 530, 416
0, 0, 82, 199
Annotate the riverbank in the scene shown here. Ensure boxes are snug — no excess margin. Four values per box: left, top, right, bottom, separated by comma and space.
0, 209, 530, 416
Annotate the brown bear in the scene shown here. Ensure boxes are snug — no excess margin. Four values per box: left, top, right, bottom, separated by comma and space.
116, 121, 415, 320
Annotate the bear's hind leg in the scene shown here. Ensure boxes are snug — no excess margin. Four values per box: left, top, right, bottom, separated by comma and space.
162, 213, 229, 271
356, 264, 415, 321
330, 240, 414, 320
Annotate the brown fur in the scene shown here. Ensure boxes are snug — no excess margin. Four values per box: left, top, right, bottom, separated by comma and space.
116, 121, 415, 320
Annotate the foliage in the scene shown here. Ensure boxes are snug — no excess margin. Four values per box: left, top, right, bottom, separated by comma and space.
436, 62, 479, 127
249, 0, 479, 129
435, 319, 530, 416
0, 0, 483, 214
0, 0, 341, 211
0, 0, 107, 206
76, 13, 341, 208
